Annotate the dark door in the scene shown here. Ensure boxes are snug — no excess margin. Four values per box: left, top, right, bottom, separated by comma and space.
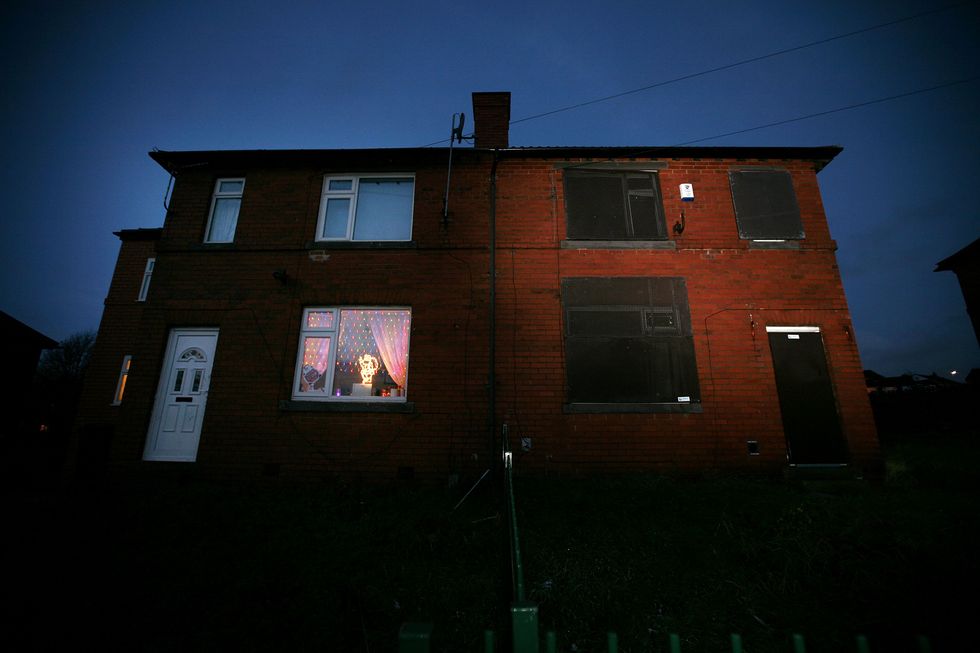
768, 330, 847, 464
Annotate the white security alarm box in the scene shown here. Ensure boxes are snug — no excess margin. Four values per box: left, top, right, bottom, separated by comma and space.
679, 183, 694, 201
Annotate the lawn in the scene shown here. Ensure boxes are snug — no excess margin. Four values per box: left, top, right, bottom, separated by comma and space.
5, 435, 978, 652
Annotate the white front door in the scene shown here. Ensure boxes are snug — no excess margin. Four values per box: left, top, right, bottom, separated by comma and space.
143, 329, 219, 462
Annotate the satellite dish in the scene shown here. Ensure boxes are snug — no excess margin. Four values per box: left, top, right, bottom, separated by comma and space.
452, 113, 465, 144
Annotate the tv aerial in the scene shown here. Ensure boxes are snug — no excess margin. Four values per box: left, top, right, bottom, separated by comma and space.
444, 112, 470, 226
451, 112, 466, 144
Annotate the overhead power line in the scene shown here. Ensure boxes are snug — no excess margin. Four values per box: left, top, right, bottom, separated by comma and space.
671, 77, 978, 146
509, 3, 966, 127
418, 2, 966, 147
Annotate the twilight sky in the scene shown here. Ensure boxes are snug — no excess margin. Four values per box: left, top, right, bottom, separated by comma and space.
1, 0, 977, 377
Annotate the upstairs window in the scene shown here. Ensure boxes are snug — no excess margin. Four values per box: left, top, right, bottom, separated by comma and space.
137, 258, 155, 301
564, 170, 667, 240
293, 307, 411, 401
562, 277, 699, 408
729, 169, 804, 240
204, 178, 245, 243
316, 175, 415, 242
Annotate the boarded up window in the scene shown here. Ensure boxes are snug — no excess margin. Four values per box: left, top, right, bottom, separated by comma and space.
565, 171, 667, 240
562, 277, 700, 405
729, 169, 804, 240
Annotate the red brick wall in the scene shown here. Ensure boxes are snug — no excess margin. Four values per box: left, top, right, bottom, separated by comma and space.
75, 152, 879, 481
74, 231, 158, 470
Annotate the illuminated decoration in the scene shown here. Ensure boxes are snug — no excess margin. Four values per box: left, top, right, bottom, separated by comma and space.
302, 364, 321, 386
295, 307, 411, 400
357, 354, 380, 385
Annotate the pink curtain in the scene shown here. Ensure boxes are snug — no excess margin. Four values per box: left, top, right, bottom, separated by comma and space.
368, 311, 410, 388
301, 336, 331, 391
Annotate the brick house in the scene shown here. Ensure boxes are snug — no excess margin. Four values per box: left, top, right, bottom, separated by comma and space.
935, 236, 980, 348
75, 92, 879, 481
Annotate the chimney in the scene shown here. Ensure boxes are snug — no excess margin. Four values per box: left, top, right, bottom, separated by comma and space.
471, 92, 511, 149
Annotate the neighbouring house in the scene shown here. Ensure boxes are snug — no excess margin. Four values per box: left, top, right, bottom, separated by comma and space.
74, 91, 879, 481
1, 311, 58, 483
1, 310, 58, 436
935, 236, 980, 348
864, 369, 977, 438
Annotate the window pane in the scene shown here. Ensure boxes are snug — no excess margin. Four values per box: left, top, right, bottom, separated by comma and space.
730, 170, 804, 239
321, 198, 350, 239
299, 337, 331, 393
306, 311, 336, 329
332, 309, 410, 398
191, 369, 203, 393
113, 356, 131, 405
565, 173, 627, 239
568, 309, 644, 337
173, 369, 185, 393
328, 179, 353, 191
218, 180, 244, 194
626, 175, 665, 239
352, 178, 414, 241
117, 373, 128, 402
563, 277, 649, 307
566, 337, 651, 403
207, 197, 241, 242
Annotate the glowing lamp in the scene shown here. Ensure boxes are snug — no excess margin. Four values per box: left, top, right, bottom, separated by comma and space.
358, 354, 380, 385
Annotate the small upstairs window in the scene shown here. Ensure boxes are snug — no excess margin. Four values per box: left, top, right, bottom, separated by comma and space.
112, 355, 132, 405
316, 175, 414, 242
205, 178, 245, 243
137, 258, 155, 301
729, 169, 804, 240
564, 170, 667, 240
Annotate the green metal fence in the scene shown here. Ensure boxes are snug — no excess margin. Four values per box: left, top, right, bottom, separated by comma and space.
399, 623, 935, 653
398, 427, 936, 652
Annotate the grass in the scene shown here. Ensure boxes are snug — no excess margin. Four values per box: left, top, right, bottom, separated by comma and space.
5, 435, 978, 652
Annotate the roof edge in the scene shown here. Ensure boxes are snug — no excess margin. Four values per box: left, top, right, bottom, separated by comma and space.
149, 145, 844, 174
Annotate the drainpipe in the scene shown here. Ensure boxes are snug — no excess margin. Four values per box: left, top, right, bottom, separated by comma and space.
489, 149, 499, 466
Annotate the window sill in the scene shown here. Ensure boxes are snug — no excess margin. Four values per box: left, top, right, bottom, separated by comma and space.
279, 399, 416, 413
747, 240, 801, 249
306, 240, 418, 250
563, 402, 702, 414
561, 240, 676, 250
186, 242, 236, 250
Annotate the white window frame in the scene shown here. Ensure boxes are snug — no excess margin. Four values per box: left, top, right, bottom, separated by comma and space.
204, 177, 245, 243
112, 355, 132, 405
314, 174, 415, 242
765, 326, 821, 333
291, 307, 411, 402
137, 258, 155, 301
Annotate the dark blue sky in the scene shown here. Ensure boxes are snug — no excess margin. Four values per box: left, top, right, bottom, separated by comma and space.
2, 0, 977, 377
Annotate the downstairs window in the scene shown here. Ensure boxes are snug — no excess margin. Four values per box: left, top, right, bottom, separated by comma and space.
292, 308, 411, 401
562, 277, 700, 409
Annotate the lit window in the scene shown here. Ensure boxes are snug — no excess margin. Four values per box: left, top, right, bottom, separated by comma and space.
293, 308, 411, 401
112, 355, 132, 405
315, 176, 414, 241
729, 169, 804, 240
205, 178, 245, 243
137, 258, 155, 301
564, 170, 667, 240
562, 277, 700, 409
